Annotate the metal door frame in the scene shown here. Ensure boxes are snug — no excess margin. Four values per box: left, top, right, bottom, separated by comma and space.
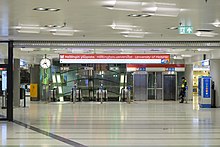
162, 72, 178, 101
0, 41, 14, 121
133, 71, 148, 101
147, 72, 163, 100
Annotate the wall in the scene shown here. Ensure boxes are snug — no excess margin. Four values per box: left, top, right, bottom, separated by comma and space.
210, 59, 220, 107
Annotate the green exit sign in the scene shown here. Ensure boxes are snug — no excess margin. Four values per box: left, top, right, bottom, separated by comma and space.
178, 26, 193, 34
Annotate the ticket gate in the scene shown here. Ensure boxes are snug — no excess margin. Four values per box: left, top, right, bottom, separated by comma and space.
1, 90, 7, 109
96, 90, 108, 103
71, 88, 82, 103
121, 87, 131, 103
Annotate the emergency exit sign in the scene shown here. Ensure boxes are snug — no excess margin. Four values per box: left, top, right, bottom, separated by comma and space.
178, 26, 193, 34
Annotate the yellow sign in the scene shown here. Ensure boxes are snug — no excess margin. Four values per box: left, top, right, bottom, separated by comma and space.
30, 84, 38, 98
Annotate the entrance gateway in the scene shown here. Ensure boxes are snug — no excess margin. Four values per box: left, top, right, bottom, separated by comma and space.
0, 40, 219, 121
56, 54, 182, 102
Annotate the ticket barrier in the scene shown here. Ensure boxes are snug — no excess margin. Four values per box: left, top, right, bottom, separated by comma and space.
50, 88, 57, 102
71, 88, 82, 103
1, 91, 7, 109
121, 87, 131, 103
20, 88, 26, 107
96, 90, 108, 104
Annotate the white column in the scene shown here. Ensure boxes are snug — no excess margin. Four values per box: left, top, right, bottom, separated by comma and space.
185, 64, 193, 101
210, 59, 220, 107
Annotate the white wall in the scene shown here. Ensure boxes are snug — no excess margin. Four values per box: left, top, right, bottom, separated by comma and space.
210, 59, 220, 107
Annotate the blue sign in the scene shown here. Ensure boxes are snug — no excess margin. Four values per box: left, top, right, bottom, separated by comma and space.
161, 58, 169, 64
138, 67, 146, 71
198, 77, 201, 96
203, 78, 211, 98
168, 68, 175, 72
202, 60, 210, 66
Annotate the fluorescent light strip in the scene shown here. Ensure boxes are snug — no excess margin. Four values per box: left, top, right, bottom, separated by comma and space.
17, 30, 40, 34
121, 31, 150, 34
52, 32, 74, 36
212, 21, 220, 27
195, 31, 218, 37
123, 34, 144, 38
110, 24, 138, 30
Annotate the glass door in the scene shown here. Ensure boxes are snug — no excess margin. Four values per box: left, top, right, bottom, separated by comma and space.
148, 72, 163, 100
0, 68, 7, 119
156, 72, 163, 100
148, 72, 156, 100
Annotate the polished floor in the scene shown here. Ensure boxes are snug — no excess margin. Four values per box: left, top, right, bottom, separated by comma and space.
0, 99, 216, 147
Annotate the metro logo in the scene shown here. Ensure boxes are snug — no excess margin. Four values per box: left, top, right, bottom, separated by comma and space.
60, 55, 64, 59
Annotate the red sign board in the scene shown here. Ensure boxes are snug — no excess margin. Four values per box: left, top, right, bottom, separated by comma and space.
60, 54, 170, 64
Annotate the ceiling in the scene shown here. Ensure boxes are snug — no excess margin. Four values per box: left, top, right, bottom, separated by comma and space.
0, 0, 220, 63
0, 0, 219, 41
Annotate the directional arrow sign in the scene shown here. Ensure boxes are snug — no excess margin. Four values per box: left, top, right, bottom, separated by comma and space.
178, 26, 193, 34
186, 26, 193, 34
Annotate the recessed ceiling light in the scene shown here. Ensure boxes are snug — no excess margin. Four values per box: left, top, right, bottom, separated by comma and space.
33, 7, 60, 12
33, 7, 49, 11
123, 34, 145, 38
14, 25, 41, 34
110, 22, 138, 30
196, 29, 213, 32
195, 30, 218, 37
128, 14, 141, 17
128, 14, 151, 17
167, 27, 178, 30
141, 14, 151, 17
44, 24, 63, 28
52, 32, 74, 36
211, 20, 220, 27
48, 8, 60, 11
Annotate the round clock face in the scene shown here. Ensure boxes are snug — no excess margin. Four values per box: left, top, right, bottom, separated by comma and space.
40, 58, 51, 69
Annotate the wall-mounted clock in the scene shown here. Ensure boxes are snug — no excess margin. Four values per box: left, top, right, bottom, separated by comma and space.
40, 57, 51, 69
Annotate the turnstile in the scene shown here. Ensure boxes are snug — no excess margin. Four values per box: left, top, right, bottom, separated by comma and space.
96, 90, 108, 103
1, 90, 7, 109
71, 89, 82, 103
121, 88, 131, 103
163, 74, 177, 101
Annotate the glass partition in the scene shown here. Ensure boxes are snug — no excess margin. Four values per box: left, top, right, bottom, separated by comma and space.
0, 42, 8, 120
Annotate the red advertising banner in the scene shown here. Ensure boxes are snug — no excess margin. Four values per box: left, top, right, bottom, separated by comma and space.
60, 54, 170, 64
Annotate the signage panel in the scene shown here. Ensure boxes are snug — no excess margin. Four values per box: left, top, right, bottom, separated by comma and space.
178, 26, 193, 34
203, 78, 211, 98
60, 54, 170, 64
2, 71, 7, 91
30, 84, 38, 98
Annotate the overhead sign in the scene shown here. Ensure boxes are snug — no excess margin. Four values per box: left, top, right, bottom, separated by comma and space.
202, 60, 210, 66
178, 26, 193, 34
60, 54, 170, 64
127, 64, 185, 72
167, 68, 175, 72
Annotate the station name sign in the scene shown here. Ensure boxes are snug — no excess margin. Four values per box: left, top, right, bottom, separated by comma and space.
59, 54, 170, 64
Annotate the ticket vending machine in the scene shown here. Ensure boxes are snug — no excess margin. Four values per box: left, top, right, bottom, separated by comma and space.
199, 76, 212, 108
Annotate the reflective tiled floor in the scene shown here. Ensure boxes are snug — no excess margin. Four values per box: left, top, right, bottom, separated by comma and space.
0, 121, 71, 146
9, 100, 220, 147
